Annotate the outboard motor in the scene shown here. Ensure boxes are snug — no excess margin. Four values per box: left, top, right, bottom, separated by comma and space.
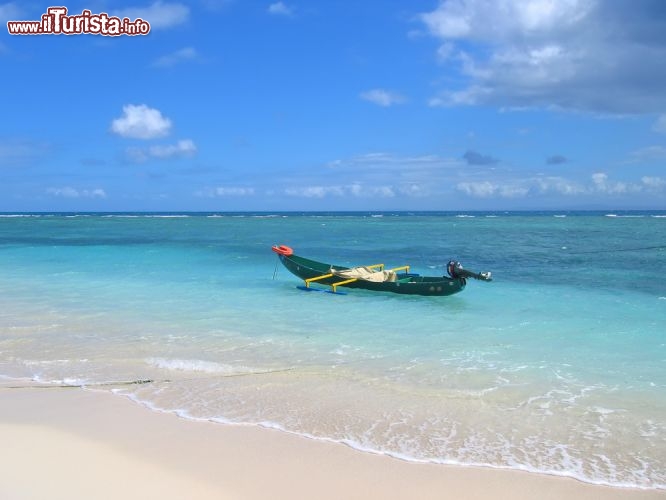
447, 260, 464, 279
447, 260, 492, 281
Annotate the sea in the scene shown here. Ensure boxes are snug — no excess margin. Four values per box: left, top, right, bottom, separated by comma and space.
0, 211, 664, 489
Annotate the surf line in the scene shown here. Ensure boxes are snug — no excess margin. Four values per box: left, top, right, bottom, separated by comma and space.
0, 367, 298, 390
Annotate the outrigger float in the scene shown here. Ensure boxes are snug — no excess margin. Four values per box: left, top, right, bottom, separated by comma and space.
271, 245, 492, 296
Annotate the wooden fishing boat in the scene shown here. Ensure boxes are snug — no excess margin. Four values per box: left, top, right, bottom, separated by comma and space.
271, 245, 492, 296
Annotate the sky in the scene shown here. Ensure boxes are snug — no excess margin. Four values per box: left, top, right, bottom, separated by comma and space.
1, 0, 665, 211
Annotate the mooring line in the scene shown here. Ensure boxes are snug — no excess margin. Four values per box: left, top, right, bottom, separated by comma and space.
0, 367, 299, 390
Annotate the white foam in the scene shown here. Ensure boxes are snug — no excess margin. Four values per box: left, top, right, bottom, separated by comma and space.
605, 214, 644, 218
145, 357, 255, 374
143, 215, 190, 218
107, 387, 666, 490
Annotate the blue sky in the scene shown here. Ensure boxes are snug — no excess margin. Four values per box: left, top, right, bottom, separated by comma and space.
1, 0, 665, 211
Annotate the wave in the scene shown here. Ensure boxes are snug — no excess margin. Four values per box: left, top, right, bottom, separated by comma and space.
605, 214, 645, 218
114, 390, 665, 491
143, 215, 190, 218
145, 357, 257, 375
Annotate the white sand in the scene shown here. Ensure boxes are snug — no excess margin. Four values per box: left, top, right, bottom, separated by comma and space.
0, 387, 664, 500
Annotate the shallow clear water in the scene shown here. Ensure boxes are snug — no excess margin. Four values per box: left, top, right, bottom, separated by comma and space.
1, 212, 665, 488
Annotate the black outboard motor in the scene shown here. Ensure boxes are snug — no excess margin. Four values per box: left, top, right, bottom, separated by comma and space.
447, 260, 492, 281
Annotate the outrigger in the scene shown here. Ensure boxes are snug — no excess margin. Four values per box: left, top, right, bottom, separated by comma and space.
271, 245, 491, 296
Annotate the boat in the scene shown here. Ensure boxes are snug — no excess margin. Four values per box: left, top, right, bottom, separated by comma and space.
271, 244, 492, 296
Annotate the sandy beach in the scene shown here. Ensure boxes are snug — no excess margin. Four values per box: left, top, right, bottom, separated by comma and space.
0, 386, 663, 500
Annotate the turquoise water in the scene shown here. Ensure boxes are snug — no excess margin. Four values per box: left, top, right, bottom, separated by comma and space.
0, 212, 664, 488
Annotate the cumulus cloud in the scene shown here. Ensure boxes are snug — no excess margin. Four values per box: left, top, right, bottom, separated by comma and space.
456, 173, 664, 199
267, 2, 293, 16
46, 187, 107, 199
285, 186, 344, 198
535, 176, 585, 195
456, 181, 528, 198
641, 176, 666, 191
197, 187, 255, 197
285, 184, 396, 198
111, 104, 172, 139
152, 47, 199, 68
463, 150, 498, 165
127, 139, 197, 162
114, 1, 189, 29
546, 155, 568, 165
420, 0, 666, 114
360, 89, 406, 107
149, 139, 197, 158
591, 172, 638, 194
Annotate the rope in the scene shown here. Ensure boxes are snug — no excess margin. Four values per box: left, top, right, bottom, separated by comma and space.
0, 379, 165, 390
0, 367, 297, 390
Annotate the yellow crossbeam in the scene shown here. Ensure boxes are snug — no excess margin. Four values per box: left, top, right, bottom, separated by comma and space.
331, 278, 358, 292
303, 263, 384, 288
388, 265, 410, 273
304, 273, 334, 287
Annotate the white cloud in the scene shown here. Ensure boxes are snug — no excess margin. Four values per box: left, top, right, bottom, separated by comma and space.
456, 173, 658, 199
456, 181, 529, 198
535, 176, 585, 195
653, 115, 666, 134
152, 47, 199, 68
399, 184, 428, 197
127, 139, 197, 162
114, 2, 189, 29
421, 0, 591, 41
197, 187, 255, 197
111, 104, 172, 140
267, 2, 293, 16
0, 2, 21, 23
360, 89, 406, 107
642, 176, 666, 191
149, 139, 197, 158
285, 184, 396, 199
419, 0, 666, 114
46, 187, 107, 199
285, 186, 344, 198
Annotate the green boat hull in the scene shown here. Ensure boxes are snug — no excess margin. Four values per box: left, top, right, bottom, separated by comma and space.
277, 253, 466, 296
